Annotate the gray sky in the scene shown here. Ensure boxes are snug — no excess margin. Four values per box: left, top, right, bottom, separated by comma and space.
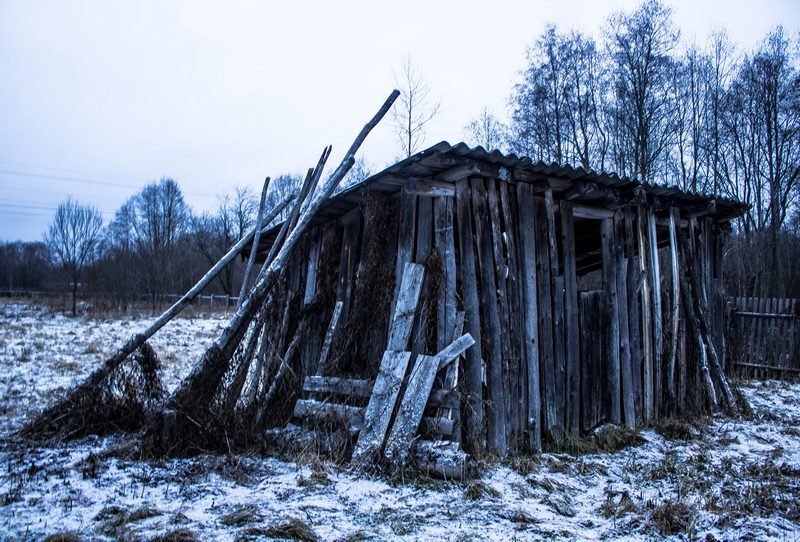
1, 0, 797, 242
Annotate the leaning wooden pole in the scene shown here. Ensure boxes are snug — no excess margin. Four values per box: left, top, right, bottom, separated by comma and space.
157, 90, 400, 431
238, 176, 271, 308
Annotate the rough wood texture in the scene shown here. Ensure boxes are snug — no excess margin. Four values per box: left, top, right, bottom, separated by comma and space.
435, 197, 457, 352
411, 441, 474, 480
602, 217, 621, 424
352, 350, 413, 459
533, 195, 557, 441
455, 179, 484, 453
624, 208, 642, 420
636, 206, 654, 422
317, 301, 343, 375
647, 209, 662, 417
292, 399, 364, 433
499, 181, 525, 440
560, 201, 580, 437
384, 354, 440, 462
386, 263, 425, 351
517, 183, 541, 451
471, 177, 507, 456
303, 376, 373, 398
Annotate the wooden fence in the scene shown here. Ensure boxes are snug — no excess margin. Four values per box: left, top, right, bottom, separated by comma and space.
730, 297, 799, 378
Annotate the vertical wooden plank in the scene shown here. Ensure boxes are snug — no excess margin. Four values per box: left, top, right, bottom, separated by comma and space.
552, 274, 567, 436
412, 196, 434, 355
602, 217, 621, 424
516, 182, 541, 452
636, 207, 653, 422
533, 196, 557, 442
486, 180, 514, 445
386, 263, 425, 351
434, 197, 457, 353
471, 177, 507, 456
392, 187, 417, 316
500, 182, 526, 443
624, 207, 642, 421
666, 207, 681, 407
560, 201, 580, 437
303, 227, 321, 305
545, 189, 565, 440
615, 211, 635, 428
647, 209, 662, 417
579, 293, 590, 432
336, 211, 362, 320
455, 179, 484, 453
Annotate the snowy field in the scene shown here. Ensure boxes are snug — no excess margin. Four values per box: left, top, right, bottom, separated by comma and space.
1, 301, 798, 541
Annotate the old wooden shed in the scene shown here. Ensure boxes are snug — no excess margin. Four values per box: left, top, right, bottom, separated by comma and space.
254, 141, 746, 456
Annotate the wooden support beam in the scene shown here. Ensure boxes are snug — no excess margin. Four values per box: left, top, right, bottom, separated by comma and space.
387, 263, 425, 351
392, 187, 417, 317
636, 206, 654, 423
336, 214, 362, 320
624, 208, 642, 421
455, 179, 485, 453
471, 177, 507, 456
545, 189, 565, 441
533, 195, 557, 442
487, 180, 514, 445
293, 399, 364, 434
499, 181, 525, 444
560, 201, 580, 437
602, 217, 621, 424
517, 183, 542, 452
666, 207, 681, 407
316, 301, 343, 375
647, 209, 662, 417
406, 179, 456, 197
303, 376, 373, 398
435, 197, 458, 352
616, 214, 635, 429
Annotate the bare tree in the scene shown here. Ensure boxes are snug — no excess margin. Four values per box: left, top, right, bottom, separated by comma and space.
393, 58, 440, 158
464, 108, 506, 151
44, 197, 104, 315
606, 0, 680, 182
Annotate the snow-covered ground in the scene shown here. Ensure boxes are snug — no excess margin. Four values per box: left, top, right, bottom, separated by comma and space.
1, 301, 798, 541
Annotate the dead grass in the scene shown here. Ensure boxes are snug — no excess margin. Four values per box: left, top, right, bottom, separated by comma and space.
649, 499, 697, 536
593, 425, 645, 452
264, 516, 318, 542
149, 529, 200, 542
654, 418, 699, 441
219, 504, 262, 526
464, 480, 500, 500
43, 534, 82, 542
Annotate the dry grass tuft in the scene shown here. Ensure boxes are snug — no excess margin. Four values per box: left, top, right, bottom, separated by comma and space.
264, 516, 318, 542
650, 499, 697, 536
655, 418, 699, 441
149, 529, 200, 542
43, 534, 82, 542
464, 480, 500, 500
219, 505, 262, 526
594, 425, 645, 452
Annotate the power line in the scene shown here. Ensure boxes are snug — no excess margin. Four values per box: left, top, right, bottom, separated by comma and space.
0, 168, 220, 198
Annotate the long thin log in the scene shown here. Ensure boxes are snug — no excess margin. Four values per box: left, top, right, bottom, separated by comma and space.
33, 195, 294, 405
238, 177, 271, 308
163, 90, 400, 421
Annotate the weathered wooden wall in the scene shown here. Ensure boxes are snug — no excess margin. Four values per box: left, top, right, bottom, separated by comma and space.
278, 175, 730, 455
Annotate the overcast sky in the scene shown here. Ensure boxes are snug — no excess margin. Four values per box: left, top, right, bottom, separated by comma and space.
1, 0, 798, 242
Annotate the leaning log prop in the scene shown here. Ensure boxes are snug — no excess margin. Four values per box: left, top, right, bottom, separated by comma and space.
21, 90, 400, 449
